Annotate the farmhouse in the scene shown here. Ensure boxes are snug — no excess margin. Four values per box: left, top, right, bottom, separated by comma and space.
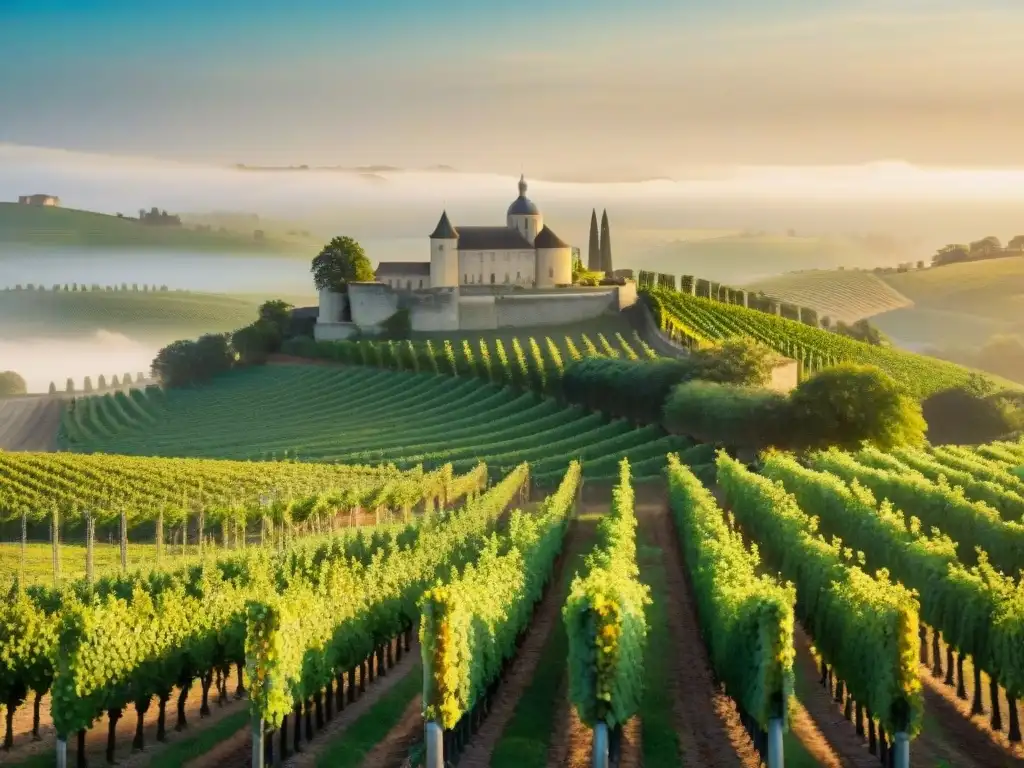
376, 175, 574, 291
17, 194, 60, 207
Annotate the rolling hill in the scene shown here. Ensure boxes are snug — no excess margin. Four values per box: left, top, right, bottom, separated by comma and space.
0, 286, 263, 341
634, 232, 904, 284
742, 269, 913, 323
0, 203, 312, 254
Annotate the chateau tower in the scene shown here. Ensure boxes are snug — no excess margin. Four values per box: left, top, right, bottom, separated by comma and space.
506, 175, 543, 245
429, 210, 459, 287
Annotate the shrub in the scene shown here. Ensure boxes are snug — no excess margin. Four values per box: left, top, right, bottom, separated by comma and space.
688, 337, 779, 387
922, 386, 1019, 445
0, 371, 27, 396
663, 381, 789, 448
788, 364, 926, 451
561, 357, 691, 423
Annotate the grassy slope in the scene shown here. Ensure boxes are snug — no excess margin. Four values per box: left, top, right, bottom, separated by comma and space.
0, 288, 260, 340
0, 203, 311, 254
743, 269, 912, 323
872, 259, 1024, 346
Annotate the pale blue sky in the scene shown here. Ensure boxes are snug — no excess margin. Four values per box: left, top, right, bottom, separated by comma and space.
3, 0, 1024, 175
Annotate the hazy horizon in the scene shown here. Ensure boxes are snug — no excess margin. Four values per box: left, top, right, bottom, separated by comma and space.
4, 1, 1024, 174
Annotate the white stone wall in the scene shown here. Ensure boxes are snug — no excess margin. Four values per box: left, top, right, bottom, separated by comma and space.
430, 238, 459, 287
494, 292, 617, 328
409, 287, 460, 332
381, 274, 430, 291
459, 250, 536, 286
348, 283, 400, 329
317, 288, 347, 324
535, 246, 573, 288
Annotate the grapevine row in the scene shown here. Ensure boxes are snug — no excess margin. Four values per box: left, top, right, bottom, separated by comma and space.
665, 455, 795, 734
563, 459, 650, 738
761, 451, 1024, 739
809, 449, 1024, 577
716, 453, 922, 741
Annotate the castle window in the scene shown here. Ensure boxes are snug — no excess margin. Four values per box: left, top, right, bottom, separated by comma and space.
464, 273, 468, 283
419, 279, 423, 288
516, 271, 521, 280
490, 273, 495, 284
439, 244, 444, 251
504, 274, 509, 283
549, 267, 554, 278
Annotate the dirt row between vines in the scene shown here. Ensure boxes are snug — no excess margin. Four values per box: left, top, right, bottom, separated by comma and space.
455, 516, 589, 768
183, 636, 422, 768
711, 484, 1024, 768
5, 673, 248, 768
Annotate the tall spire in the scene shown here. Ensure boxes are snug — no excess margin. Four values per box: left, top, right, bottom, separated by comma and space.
518, 174, 527, 197
587, 209, 600, 271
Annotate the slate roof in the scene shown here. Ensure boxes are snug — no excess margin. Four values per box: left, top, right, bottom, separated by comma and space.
507, 196, 540, 216
533, 226, 570, 249
454, 226, 534, 251
507, 174, 540, 216
429, 210, 458, 239
375, 261, 431, 276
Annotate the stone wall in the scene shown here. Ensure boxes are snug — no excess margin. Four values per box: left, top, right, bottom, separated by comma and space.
493, 291, 616, 328
768, 360, 799, 393
458, 295, 498, 330
408, 287, 460, 332
348, 282, 400, 330
314, 322, 359, 342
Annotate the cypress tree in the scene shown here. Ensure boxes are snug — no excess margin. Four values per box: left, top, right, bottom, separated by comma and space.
600, 209, 613, 274
587, 209, 600, 271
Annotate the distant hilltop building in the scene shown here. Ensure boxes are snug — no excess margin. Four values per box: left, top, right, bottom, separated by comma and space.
376, 175, 573, 291
17, 194, 60, 207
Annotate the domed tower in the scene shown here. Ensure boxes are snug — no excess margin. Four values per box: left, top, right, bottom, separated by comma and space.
534, 226, 573, 288
429, 210, 459, 287
506, 175, 543, 245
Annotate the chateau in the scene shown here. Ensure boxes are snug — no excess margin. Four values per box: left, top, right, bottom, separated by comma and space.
375, 176, 574, 291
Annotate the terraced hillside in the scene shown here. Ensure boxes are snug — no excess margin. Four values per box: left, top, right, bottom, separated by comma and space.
61, 363, 689, 483
744, 269, 912, 323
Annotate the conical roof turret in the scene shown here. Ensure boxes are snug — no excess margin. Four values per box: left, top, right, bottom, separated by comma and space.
429, 210, 458, 239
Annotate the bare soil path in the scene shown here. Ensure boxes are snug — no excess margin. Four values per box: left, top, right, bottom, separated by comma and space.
456, 518, 585, 768
636, 500, 761, 768
4, 675, 248, 768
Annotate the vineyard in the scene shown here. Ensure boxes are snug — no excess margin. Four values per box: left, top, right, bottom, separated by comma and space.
645, 285, 1005, 397
3, 411, 1024, 766
742, 269, 913, 323
58, 351, 686, 485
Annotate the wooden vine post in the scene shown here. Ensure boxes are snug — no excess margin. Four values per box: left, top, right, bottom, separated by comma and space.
50, 505, 60, 586
251, 715, 265, 768
592, 722, 609, 768
424, 721, 444, 768
119, 507, 128, 572
767, 696, 785, 768
85, 510, 95, 583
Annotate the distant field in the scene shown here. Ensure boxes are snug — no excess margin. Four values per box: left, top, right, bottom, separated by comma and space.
879, 257, 1024, 322
634, 233, 899, 284
742, 269, 913, 323
0, 203, 312, 254
0, 287, 261, 340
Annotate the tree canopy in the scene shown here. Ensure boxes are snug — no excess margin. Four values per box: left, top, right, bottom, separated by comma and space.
788, 364, 926, 451
311, 236, 375, 292
0, 371, 27, 396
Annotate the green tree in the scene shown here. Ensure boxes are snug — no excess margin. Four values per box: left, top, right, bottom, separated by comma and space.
311, 236, 375, 293
1008, 235, 1024, 251
587, 209, 601, 271
600, 209, 613, 274
689, 338, 777, 387
932, 244, 970, 266
0, 371, 27, 396
788, 364, 926, 451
